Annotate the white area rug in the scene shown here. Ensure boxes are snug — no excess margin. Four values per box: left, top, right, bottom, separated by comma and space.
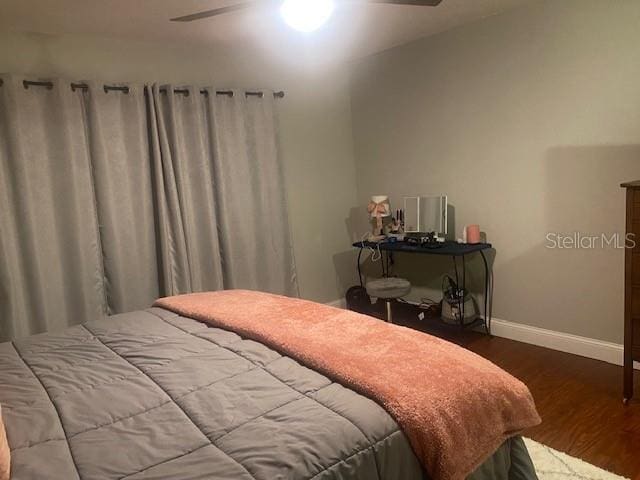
524, 438, 630, 480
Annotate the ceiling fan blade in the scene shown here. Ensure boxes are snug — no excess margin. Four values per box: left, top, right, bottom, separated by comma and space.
369, 0, 443, 5
170, 0, 443, 23
170, 2, 259, 22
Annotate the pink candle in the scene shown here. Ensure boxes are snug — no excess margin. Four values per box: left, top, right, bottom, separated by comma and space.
466, 225, 481, 244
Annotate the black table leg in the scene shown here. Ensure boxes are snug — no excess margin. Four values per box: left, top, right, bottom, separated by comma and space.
462, 254, 466, 326
357, 247, 364, 287
385, 250, 390, 277
479, 250, 492, 335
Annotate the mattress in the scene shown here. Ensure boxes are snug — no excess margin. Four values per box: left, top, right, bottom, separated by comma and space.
0, 307, 537, 479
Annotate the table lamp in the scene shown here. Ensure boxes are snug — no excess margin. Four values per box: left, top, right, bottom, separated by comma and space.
367, 195, 391, 240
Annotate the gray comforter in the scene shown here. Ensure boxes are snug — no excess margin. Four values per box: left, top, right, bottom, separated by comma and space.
0, 307, 537, 479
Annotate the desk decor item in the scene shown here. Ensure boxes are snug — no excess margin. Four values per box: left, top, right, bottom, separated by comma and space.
403, 195, 448, 241
442, 275, 478, 325
465, 225, 481, 244
367, 195, 391, 239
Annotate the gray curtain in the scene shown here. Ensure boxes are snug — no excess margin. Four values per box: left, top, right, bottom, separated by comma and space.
0, 76, 107, 340
83, 81, 160, 314
209, 89, 297, 295
0, 76, 297, 341
146, 84, 224, 295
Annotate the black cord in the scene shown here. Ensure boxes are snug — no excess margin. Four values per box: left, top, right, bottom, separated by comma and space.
378, 244, 388, 277
452, 256, 459, 288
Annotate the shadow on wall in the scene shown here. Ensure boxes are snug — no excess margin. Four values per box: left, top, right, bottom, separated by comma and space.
331, 206, 371, 300
496, 144, 640, 344
345, 205, 370, 243
332, 250, 360, 300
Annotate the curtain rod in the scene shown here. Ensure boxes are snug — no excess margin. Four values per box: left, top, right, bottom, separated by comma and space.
14, 80, 285, 98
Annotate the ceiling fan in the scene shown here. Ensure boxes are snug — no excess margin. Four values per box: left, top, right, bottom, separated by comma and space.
171, 0, 443, 32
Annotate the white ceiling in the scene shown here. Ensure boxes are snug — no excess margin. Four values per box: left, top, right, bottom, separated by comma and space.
0, 0, 532, 63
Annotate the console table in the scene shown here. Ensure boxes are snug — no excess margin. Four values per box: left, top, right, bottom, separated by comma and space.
352, 240, 493, 334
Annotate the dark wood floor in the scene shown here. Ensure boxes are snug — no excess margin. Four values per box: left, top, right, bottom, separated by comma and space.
369, 301, 640, 479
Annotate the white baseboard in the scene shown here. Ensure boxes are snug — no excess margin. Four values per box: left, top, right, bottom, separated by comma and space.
491, 317, 640, 370
326, 298, 639, 370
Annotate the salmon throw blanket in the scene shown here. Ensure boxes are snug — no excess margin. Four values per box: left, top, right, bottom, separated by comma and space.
155, 290, 541, 480
0, 405, 9, 480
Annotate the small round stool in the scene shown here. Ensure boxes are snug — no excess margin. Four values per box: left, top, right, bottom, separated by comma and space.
365, 277, 411, 323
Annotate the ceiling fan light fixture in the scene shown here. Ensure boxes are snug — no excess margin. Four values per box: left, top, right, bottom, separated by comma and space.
280, 0, 335, 33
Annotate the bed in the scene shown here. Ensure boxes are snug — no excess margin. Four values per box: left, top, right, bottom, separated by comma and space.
0, 291, 539, 480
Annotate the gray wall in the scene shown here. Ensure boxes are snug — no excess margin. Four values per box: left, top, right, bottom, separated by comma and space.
350, 0, 640, 343
0, 31, 359, 305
